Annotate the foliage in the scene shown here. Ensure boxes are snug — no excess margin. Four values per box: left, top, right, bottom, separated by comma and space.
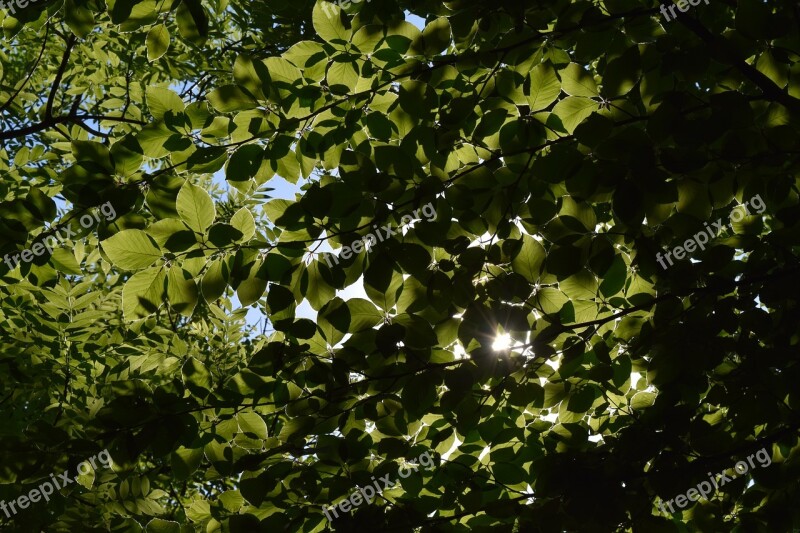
2, 0, 800, 531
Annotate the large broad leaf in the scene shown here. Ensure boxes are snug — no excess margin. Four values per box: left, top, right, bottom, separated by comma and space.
227, 144, 265, 182
263, 199, 293, 224
64, 0, 95, 38
304, 260, 335, 311
552, 96, 597, 133
207, 85, 258, 112
237, 260, 268, 307
230, 207, 256, 242
317, 297, 349, 345
176, 181, 216, 233
527, 62, 561, 111
352, 25, 385, 54
136, 122, 177, 158
102, 229, 163, 270
511, 234, 545, 283
312, 1, 352, 44
601, 46, 641, 98
237, 412, 268, 439
346, 298, 383, 332
420, 17, 451, 55
559, 63, 598, 97
167, 266, 198, 316
146, 24, 170, 62
50, 248, 83, 275
176, 0, 208, 45
560, 269, 599, 300
182, 357, 212, 393
233, 54, 267, 100
201, 259, 228, 302
277, 416, 315, 443
171, 447, 203, 481
122, 266, 166, 320
146, 86, 184, 120
146, 519, 181, 533
326, 60, 359, 93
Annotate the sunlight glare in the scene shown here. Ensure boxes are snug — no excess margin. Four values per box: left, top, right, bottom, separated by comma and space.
492, 333, 512, 351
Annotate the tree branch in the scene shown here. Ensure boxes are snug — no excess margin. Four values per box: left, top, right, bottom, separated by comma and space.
671, 3, 800, 114
45, 33, 77, 120
0, 114, 147, 140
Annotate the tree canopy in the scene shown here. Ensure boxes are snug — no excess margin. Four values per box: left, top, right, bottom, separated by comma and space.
1, 0, 800, 531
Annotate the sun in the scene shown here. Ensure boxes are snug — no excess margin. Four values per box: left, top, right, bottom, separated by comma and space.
491, 333, 512, 351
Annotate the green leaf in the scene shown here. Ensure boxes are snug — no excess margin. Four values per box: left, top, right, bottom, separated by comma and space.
352, 25, 384, 53
176, 0, 208, 45
263, 199, 293, 224
207, 85, 258, 112
177, 181, 216, 233
598, 255, 626, 297
71, 140, 113, 171
543, 382, 568, 408
102, 229, 163, 270
201, 259, 228, 302
567, 386, 597, 413
559, 63, 598, 97
304, 260, 335, 311
234, 54, 267, 100
385, 20, 421, 55
227, 144, 264, 183
136, 122, 176, 159
552, 96, 597, 133
171, 447, 203, 480
527, 62, 561, 111
277, 416, 314, 443
420, 17, 451, 55
536, 287, 568, 315
230, 208, 256, 242
208, 223, 244, 247
110, 135, 144, 177
491, 462, 527, 485
146, 518, 181, 533
146, 86, 184, 120
326, 59, 359, 93
167, 266, 198, 316
64, 0, 95, 38
346, 298, 383, 332
182, 357, 212, 392
601, 46, 640, 98
237, 260, 268, 307
630, 391, 656, 410
147, 219, 196, 252
318, 297, 349, 345
312, 1, 352, 44
560, 269, 598, 299
237, 412, 268, 439
50, 248, 83, 275
122, 266, 166, 320
508, 382, 544, 407
146, 24, 170, 62
511, 235, 545, 283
